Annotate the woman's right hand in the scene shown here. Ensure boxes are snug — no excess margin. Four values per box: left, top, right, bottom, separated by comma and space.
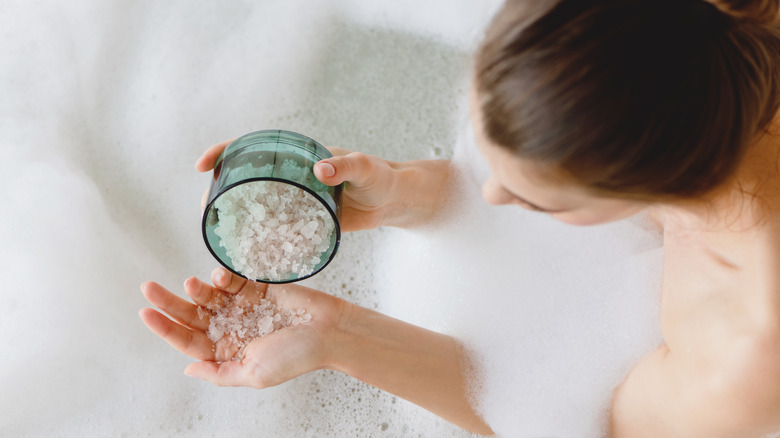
311, 147, 398, 232
195, 141, 401, 232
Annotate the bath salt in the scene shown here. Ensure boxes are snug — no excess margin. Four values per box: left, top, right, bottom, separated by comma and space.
203, 292, 312, 361
213, 180, 335, 281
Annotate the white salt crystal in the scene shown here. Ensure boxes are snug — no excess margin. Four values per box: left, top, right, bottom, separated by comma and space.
300, 221, 319, 239
248, 203, 266, 221
213, 179, 336, 281
258, 315, 274, 335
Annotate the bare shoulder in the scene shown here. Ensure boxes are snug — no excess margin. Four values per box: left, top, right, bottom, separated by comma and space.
632, 126, 780, 437
713, 325, 780, 430
658, 294, 780, 435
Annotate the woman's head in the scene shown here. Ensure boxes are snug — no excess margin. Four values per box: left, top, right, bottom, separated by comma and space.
472, 0, 780, 225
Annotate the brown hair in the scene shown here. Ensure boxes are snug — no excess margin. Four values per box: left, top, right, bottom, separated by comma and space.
475, 0, 780, 200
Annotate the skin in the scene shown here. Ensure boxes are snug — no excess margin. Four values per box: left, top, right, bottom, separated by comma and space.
608, 134, 780, 438
472, 92, 648, 226
141, 93, 780, 437
473, 91, 780, 435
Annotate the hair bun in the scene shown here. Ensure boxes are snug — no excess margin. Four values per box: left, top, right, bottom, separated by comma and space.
706, 0, 780, 24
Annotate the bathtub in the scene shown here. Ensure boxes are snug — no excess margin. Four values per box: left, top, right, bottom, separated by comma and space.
0, 1, 661, 436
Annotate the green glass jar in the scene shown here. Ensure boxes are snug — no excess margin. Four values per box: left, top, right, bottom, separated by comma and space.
202, 129, 342, 283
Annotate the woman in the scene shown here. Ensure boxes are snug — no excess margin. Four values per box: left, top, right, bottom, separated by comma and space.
139, 0, 780, 436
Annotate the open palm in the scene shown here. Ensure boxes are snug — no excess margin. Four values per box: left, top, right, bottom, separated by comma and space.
139, 268, 349, 388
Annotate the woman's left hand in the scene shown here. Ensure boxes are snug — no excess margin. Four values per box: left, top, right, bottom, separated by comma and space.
139, 268, 350, 388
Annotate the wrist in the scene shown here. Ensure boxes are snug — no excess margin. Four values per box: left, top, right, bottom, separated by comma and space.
381, 159, 452, 228
322, 300, 361, 374
323, 302, 396, 380
317, 299, 495, 435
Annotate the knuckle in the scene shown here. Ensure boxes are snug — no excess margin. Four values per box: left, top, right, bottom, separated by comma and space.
232, 275, 248, 293
348, 152, 374, 174
184, 330, 195, 351
350, 151, 368, 165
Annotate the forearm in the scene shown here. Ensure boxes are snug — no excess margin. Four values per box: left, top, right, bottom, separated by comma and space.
327, 304, 493, 435
382, 159, 452, 228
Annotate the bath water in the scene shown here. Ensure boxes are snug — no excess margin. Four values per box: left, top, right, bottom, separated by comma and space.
0, 1, 662, 436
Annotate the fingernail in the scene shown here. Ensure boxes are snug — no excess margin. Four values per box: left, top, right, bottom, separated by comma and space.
215, 271, 225, 284
317, 162, 335, 177
184, 368, 194, 377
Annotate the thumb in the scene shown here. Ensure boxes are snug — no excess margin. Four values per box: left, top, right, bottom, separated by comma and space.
313, 153, 376, 187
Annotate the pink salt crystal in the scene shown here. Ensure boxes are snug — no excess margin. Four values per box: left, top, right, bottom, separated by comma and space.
204, 291, 313, 362
258, 316, 274, 335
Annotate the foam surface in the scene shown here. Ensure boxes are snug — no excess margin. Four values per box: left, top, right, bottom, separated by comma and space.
375, 126, 663, 436
1, 1, 663, 437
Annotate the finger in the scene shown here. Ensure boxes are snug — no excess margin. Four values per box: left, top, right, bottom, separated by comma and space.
183, 276, 228, 309
313, 152, 377, 187
323, 146, 353, 157
201, 189, 209, 212
211, 267, 254, 295
141, 281, 209, 331
184, 360, 254, 387
139, 308, 215, 361
195, 139, 233, 172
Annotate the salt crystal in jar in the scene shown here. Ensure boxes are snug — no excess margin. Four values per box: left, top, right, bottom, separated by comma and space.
202, 130, 343, 283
